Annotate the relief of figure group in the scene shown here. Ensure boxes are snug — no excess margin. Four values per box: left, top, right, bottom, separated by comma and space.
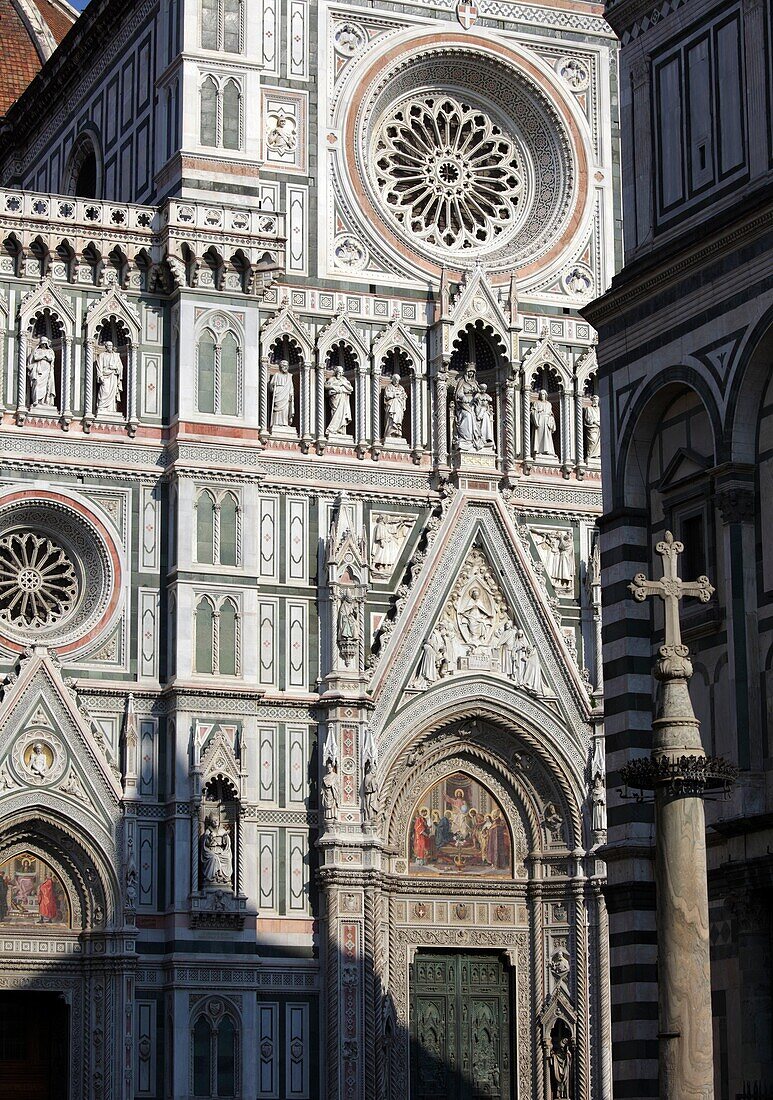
413, 548, 546, 694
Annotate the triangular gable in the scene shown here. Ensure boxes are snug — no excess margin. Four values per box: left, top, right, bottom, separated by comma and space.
369, 496, 592, 739
0, 649, 123, 824
261, 302, 314, 362
317, 310, 369, 365
522, 336, 572, 389
575, 346, 598, 389
372, 318, 425, 370
449, 265, 513, 347
657, 446, 712, 491
18, 275, 75, 328
85, 285, 141, 337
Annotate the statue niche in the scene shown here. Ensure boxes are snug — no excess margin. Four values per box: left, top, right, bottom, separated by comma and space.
27, 313, 64, 412
324, 342, 356, 439
199, 776, 237, 892
267, 336, 303, 435
93, 320, 128, 417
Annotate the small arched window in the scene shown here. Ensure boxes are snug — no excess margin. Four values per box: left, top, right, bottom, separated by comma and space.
219, 493, 238, 566
192, 1010, 238, 1097
197, 330, 217, 414
218, 599, 238, 676
196, 325, 241, 417
201, 0, 218, 49
196, 492, 216, 565
200, 77, 219, 147
195, 597, 215, 674
220, 331, 239, 415
201, 0, 242, 52
222, 80, 240, 151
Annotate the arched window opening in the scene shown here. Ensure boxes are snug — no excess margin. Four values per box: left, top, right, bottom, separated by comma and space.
201, 0, 218, 49
200, 77, 219, 147
195, 598, 215, 674
218, 599, 238, 676
192, 1015, 211, 1096
63, 132, 102, 200
219, 494, 238, 566
222, 81, 240, 151
197, 330, 217, 414
216, 1015, 236, 1096
191, 1011, 238, 1098
196, 492, 216, 565
220, 331, 239, 416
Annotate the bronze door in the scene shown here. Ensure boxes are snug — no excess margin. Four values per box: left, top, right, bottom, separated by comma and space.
410, 951, 513, 1100
0, 992, 69, 1100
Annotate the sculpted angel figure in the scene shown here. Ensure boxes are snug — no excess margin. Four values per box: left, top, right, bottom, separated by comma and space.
95, 340, 124, 414
269, 359, 295, 428
325, 364, 353, 435
28, 336, 56, 407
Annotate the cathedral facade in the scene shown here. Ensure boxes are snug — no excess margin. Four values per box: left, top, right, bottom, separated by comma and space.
0, 0, 617, 1097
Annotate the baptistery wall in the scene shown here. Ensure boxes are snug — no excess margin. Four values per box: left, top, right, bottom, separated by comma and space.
0, 1, 616, 1098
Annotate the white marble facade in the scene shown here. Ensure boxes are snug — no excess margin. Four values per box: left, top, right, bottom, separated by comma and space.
0, 0, 616, 1097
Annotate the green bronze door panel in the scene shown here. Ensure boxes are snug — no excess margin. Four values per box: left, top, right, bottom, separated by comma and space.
410, 953, 512, 1100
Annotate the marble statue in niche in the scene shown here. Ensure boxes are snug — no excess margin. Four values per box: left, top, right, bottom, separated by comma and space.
584, 394, 601, 459
382, 373, 408, 441
336, 589, 359, 666
325, 364, 353, 436
28, 336, 56, 407
452, 364, 495, 451
548, 1022, 573, 1100
200, 810, 233, 888
321, 763, 340, 825
95, 340, 124, 414
531, 389, 557, 457
363, 759, 381, 825
409, 771, 512, 877
269, 359, 295, 428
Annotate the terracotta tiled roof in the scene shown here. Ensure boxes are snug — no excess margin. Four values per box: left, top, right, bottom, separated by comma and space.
0, 0, 76, 117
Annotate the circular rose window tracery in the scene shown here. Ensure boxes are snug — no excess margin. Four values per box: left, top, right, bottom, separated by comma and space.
374, 96, 524, 251
0, 533, 78, 628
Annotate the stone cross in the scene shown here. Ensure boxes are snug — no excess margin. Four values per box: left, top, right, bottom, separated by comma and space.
628, 530, 714, 648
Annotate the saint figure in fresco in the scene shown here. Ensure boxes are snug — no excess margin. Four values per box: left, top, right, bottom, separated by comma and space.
413, 809, 433, 863
37, 873, 59, 923
485, 809, 511, 870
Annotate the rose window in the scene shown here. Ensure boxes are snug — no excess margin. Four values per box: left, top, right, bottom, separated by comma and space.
373, 96, 524, 252
0, 533, 78, 628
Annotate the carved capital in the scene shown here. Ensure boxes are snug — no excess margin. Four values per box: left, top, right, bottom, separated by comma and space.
715, 487, 755, 525
654, 643, 693, 681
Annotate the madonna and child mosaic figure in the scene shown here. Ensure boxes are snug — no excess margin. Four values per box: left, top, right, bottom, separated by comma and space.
409, 771, 512, 877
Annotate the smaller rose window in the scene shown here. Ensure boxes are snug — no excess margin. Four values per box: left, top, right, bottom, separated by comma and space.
372, 96, 524, 252
0, 532, 78, 629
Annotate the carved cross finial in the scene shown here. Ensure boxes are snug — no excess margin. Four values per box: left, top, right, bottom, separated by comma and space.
629, 531, 714, 649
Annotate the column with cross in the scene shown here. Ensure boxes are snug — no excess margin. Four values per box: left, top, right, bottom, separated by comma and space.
624, 531, 731, 1100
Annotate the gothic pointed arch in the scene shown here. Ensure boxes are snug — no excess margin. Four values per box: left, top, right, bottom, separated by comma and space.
522, 335, 572, 392
317, 311, 368, 366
